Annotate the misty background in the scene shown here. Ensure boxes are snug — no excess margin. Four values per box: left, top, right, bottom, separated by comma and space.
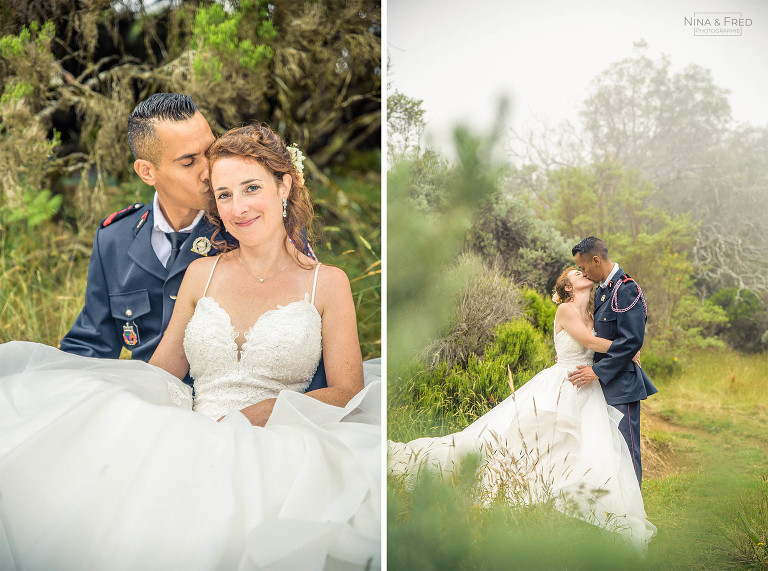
387, 2, 768, 567
388, 0, 768, 360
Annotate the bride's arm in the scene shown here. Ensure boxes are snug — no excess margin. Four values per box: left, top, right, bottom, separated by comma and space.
148, 258, 209, 379
556, 304, 612, 353
238, 265, 363, 427
309, 265, 365, 403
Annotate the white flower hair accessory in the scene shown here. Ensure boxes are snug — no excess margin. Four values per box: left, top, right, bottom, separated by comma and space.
551, 291, 561, 304
287, 143, 305, 185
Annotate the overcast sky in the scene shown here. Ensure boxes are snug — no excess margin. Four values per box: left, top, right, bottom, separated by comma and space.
388, 0, 768, 158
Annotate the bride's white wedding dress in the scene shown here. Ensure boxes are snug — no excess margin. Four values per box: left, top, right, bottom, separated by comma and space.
388, 326, 656, 551
0, 264, 381, 570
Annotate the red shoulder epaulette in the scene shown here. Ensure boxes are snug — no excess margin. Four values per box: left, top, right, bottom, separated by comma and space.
101, 203, 144, 228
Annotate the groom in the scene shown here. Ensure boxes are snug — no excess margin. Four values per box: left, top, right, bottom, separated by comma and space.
568, 236, 657, 484
60, 93, 326, 392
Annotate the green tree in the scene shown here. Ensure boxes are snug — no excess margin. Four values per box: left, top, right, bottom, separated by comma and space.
387, 88, 425, 163
580, 41, 732, 185
540, 161, 726, 354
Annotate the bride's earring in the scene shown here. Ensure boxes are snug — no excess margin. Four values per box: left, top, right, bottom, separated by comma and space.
282, 198, 287, 219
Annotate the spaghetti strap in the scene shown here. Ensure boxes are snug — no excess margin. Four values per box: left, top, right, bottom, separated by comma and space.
310, 263, 322, 305
202, 256, 221, 297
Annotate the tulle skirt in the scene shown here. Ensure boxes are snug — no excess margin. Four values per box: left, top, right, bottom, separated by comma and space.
0, 342, 381, 570
388, 363, 656, 551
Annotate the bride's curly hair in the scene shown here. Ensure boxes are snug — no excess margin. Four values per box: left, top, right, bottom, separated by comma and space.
553, 267, 595, 313
204, 124, 314, 260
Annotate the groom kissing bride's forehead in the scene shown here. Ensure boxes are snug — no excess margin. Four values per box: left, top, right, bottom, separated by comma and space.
59, 93, 326, 391
570, 236, 657, 484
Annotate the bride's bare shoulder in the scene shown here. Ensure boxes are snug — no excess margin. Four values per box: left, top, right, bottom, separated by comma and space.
315, 263, 350, 287
555, 303, 573, 319
309, 263, 352, 309
180, 254, 232, 297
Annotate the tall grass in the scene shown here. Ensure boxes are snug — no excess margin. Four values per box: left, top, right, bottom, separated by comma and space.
312, 163, 381, 359
389, 458, 644, 570
0, 224, 89, 345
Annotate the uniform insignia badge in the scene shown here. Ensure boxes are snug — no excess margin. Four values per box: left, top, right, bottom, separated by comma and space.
133, 211, 149, 235
601, 295, 606, 302
191, 237, 212, 256
122, 321, 140, 346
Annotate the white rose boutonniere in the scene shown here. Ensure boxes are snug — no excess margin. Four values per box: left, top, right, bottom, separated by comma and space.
191, 237, 212, 256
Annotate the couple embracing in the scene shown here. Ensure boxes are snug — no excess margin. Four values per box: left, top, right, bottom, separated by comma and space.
0, 94, 380, 569
389, 236, 658, 551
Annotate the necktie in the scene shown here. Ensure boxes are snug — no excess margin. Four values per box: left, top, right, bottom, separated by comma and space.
165, 232, 188, 270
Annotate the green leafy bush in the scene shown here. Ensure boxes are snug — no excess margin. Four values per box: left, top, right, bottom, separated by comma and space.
709, 288, 768, 353
520, 287, 557, 338
191, 0, 276, 82
467, 192, 572, 293
640, 353, 681, 381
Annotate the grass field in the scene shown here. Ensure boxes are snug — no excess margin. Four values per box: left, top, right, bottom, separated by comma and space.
388, 347, 768, 569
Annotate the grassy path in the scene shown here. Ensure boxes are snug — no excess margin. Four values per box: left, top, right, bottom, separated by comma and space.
639, 349, 768, 569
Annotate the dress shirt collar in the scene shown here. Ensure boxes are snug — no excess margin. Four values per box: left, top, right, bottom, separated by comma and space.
600, 263, 620, 288
152, 192, 204, 234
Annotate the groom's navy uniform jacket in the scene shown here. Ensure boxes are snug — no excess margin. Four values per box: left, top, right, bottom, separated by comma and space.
592, 267, 657, 405
592, 267, 657, 483
60, 203, 327, 390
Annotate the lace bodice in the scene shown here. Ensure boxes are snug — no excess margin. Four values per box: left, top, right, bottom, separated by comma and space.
183, 260, 322, 420
553, 326, 595, 370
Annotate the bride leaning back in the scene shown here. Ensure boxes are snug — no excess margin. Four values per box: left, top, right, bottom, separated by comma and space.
0, 125, 381, 570
388, 267, 656, 552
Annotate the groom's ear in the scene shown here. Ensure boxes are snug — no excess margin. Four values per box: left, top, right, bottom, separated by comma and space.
134, 159, 157, 186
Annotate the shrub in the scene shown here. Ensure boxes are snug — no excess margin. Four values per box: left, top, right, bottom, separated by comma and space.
520, 287, 557, 339
640, 353, 682, 381
709, 288, 768, 354
419, 255, 524, 368
466, 192, 572, 293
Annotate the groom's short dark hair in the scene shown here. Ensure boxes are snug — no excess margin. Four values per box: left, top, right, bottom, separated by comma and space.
572, 236, 609, 260
127, 93, 199, 166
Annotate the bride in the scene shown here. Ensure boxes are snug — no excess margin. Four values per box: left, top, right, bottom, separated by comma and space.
0, 125, 380, 570
388, 268, 656, 551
